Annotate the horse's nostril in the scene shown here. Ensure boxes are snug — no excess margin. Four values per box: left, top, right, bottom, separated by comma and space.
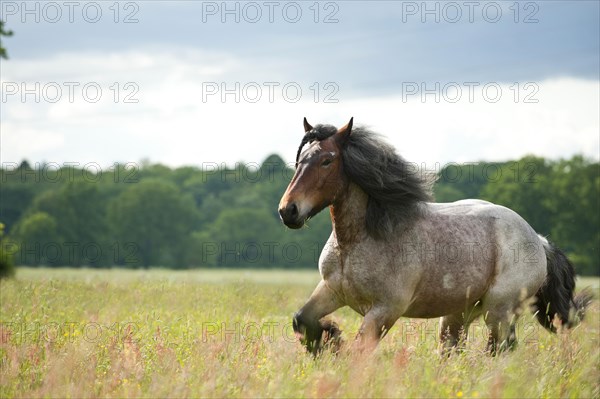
290, 203, 298, 218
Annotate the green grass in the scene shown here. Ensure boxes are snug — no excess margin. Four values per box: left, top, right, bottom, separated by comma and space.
1, 268, 599, 398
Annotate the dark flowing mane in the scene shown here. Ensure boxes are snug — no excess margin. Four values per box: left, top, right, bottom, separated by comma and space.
297, 124, 435, 239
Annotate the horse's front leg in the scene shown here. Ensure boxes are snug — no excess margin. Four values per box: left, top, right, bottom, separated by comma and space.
354, 307, 397, 352
293, 280, 343, 355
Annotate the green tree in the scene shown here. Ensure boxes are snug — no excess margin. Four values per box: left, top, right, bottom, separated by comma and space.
544, 157, 599, 275
12, 212, 61, 265
480, 156, 553, 234
0, 184, 35, 233
0, 20, 13, 59
434, 184, 466, 203
0, 222, 16, 278
0, 161, 40, 233
256, 154, 294, 219
0, 155, 594, 274
28, 181, 109, 266
481, 155, 598, 276
198, 207, 281, 267
108, 180, 199, 267
436, 162, 506, 201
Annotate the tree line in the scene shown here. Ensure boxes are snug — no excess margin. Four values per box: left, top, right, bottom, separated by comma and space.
0, 154, 598, 276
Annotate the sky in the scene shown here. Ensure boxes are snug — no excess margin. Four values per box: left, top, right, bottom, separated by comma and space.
1, 1, 599, 169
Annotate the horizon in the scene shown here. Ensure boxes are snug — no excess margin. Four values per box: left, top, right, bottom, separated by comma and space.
3, 151, 597, 174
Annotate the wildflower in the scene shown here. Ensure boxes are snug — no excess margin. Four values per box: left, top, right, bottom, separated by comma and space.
456, 391, 463, 398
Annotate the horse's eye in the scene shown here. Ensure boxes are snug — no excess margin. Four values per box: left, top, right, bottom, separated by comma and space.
321, 159, 333, 167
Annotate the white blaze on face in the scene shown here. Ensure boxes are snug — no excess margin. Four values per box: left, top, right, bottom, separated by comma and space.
288, 142, 327, 220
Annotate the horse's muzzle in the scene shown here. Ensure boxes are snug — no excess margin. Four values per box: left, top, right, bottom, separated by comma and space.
279, 203, 304, 229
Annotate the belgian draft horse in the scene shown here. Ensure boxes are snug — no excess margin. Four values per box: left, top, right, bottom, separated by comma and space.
278, 118, 592, 355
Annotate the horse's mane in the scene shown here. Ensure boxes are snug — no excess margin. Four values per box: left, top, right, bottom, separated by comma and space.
296, 124, 435, 239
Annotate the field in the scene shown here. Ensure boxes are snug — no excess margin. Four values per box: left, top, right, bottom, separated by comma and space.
1, 268, 599, 398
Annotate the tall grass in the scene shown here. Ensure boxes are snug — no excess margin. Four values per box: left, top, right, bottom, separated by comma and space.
1, 268, 598, 398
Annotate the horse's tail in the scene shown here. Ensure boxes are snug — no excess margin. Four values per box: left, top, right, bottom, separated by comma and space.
534, 235, 593, 332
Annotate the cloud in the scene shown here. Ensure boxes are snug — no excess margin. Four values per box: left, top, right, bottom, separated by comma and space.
1, 48, 598, 169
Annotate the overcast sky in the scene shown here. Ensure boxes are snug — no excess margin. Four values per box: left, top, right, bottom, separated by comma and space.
1, 1, 598, 169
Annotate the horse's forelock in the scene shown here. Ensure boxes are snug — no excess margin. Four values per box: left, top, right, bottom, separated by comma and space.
295, 124, 337, 164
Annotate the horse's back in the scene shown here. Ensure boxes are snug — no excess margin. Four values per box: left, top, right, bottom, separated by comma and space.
428, 199, 541, 240
427, 198, 547, 275
428, 199, 503, 216
400, 199, 546, 318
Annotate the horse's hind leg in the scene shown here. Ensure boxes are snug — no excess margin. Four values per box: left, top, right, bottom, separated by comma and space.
440, 313, 469, 352
481, 275, 529, 354
484, 307, 519, 355
440, 306, 481, 353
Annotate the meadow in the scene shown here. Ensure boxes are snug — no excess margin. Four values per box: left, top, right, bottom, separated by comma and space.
1, 268, 599, 398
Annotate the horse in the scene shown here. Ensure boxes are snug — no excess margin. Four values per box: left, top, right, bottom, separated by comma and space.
278, 117, 592, 355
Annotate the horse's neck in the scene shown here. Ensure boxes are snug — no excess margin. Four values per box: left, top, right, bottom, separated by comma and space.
330, 182, 368, 245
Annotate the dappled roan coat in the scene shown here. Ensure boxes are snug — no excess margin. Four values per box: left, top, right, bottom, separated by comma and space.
279, 118, 591, 354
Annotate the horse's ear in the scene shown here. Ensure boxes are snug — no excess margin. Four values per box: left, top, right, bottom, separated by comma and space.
336, 117, 353, 142
303, 117, 313, 133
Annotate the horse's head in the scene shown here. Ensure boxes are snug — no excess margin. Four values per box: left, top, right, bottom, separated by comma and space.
278, 117, 353, 228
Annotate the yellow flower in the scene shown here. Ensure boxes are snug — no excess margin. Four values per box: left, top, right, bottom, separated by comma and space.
456, 391, 463, 398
